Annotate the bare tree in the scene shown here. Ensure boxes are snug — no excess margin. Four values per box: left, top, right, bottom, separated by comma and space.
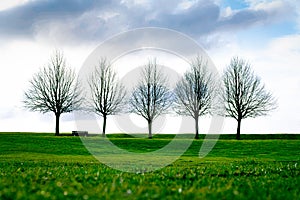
129, 60, 172, 139
223, 57, 277, 140
88, 58, 126, 136
24, 50, 82, 136
174, 56, 216, 139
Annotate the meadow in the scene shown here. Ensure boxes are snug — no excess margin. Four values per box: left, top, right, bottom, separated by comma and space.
0, 133, 299, 199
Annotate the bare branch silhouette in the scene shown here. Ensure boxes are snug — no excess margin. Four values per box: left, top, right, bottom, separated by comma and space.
88, 58, 126, 136
24, 50, 83, 136
129, 59, 172, 139
223, 57, 277, 140
174, 56, 217, 139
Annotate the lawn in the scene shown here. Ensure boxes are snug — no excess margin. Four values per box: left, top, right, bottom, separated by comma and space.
0, 133, 299, 199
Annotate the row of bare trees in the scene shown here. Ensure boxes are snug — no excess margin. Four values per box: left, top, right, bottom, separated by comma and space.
24, 51, 276, 139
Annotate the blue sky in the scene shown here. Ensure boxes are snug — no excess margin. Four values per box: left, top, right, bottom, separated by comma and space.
0, 0, 299, 134
222, 0, 249, 9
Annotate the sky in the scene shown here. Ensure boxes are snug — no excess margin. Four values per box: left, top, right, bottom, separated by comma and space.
0, 0, 299, 134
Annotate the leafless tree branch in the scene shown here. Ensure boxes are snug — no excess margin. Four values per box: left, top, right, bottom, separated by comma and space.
88, 58, 126, 136
223, 57, 277, 139
24, 50, 83, 136
129, 59, 172, 138
174, 56, 217, 139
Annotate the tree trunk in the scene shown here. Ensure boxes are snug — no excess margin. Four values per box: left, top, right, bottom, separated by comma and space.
195, 115, 199, 139
236, 118, 241, 140
148, 120, 152, 139
102, 114, 107, 137
55, 113, 60, 136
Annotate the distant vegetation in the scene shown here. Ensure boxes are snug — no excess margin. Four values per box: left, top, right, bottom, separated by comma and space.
24, 50, 277, 139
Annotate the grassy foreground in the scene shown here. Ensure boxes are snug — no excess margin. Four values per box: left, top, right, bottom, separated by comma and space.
0, 133, 299, 199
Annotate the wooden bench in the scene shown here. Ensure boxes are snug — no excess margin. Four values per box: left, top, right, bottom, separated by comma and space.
72, 131, 88, 136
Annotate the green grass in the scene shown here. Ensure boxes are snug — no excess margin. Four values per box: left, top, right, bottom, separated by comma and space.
0, 133, 299, 199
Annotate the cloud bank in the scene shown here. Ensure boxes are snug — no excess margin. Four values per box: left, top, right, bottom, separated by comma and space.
0, 0, 297, 45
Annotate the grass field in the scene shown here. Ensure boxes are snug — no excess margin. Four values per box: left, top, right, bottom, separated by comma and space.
0, 133, 299, 199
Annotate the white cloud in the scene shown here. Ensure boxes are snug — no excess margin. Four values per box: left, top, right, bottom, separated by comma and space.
0, 0, 28, 11
175, 0, 199, 11
1, 0, 296, 46
248, 36, 300, 133
268, 34, 300, 53
220, 6, 234, 18
97, 11, 120, 22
